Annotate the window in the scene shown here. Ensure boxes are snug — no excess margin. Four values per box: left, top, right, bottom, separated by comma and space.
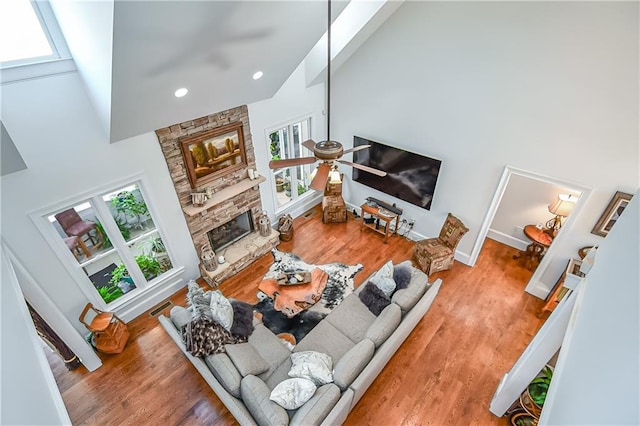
40, 181, 173, 308
1, 0, 55, 66
268, 118, 314, 210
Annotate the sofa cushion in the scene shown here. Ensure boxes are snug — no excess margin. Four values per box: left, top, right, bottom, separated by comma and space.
365, 303, 402, 348
288, 351, 333, 386
393, 260, 413, 291
169, 305, 191, 330
359, 282, 392, 316
294, 321, 354, 364
391, 279, 428, 314
225, 342, 270, 377
262, 357, 293, 391
204, 353, 242, 398
324, 294, 375, 344
290, 383, 341, 426
332, 339, 375, 391
248, 324, 291, 378
241, 375, 289, 426
269, 378, 317, 410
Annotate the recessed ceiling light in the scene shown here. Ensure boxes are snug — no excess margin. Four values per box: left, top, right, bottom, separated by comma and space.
252, 71, 263, 80
174, 88, 188, 98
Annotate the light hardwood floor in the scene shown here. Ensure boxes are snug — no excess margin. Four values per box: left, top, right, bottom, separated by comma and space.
46, 204, 544, 425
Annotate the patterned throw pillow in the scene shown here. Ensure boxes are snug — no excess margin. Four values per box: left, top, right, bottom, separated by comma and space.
288, 351, 333, 386
270, 378, 317, 410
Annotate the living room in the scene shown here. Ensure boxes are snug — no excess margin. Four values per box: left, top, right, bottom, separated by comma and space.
1, 1, 638, 425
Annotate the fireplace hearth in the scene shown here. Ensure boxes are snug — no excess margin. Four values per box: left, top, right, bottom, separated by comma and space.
208, 211, 254, 253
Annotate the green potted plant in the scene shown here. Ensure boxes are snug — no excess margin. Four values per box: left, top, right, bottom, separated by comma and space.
109, 253, 162, 285
138, 236, 171, 273
522, 365, 553, 418
97, 285, 124, 303
111, 189, 149, 229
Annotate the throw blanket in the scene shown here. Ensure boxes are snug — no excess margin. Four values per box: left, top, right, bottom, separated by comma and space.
182, 281, 247, 357
255, 249, 363, 342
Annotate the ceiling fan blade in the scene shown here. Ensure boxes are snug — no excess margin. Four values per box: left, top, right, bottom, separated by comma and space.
342, 145, 371, 155
310, 163, 331, 191
337, 160, 387, 177
269, 157, 317, 169
302, 139, 317, 151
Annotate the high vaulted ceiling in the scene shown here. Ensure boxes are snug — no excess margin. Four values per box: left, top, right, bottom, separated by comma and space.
50, 0, 353, 143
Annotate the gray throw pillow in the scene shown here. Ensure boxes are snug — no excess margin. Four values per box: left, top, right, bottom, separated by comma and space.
225, 343, 270, 377
393, 261, 413, 291
358, 282, 391, 316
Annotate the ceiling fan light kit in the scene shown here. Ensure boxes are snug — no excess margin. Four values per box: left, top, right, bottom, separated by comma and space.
267, 0, 386, 191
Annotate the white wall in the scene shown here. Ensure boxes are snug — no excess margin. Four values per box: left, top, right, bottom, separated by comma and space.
0, 72, 198, 335
540, 190, 639, 425
248, 62, 326, 217
331, 1, 638, 292
489, 174, 581, 250
1, 248, 71, 425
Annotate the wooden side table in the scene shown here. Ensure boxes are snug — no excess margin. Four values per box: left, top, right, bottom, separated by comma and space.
514, 225, 553, 270
360, 203, 400, 242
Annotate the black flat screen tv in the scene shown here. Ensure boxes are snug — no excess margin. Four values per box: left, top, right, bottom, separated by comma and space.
352, 136, 442, 210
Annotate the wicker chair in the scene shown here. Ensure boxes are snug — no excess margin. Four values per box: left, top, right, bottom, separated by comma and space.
413, 213, 468, 276
322, 174, 347, 223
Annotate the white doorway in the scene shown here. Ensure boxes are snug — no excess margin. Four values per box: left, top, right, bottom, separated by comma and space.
468, 166, 592, 298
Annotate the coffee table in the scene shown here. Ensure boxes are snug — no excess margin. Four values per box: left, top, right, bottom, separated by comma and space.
258, 268, 329, 318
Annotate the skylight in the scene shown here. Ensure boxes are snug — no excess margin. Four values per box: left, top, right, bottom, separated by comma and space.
0, 0, 54, 64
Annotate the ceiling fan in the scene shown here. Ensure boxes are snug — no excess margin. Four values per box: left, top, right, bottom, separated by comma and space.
268, 0, 387, 191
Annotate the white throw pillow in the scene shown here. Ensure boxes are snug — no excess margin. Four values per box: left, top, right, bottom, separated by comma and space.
288, 351, 333, 386
374, 260, 394, 280
210, 290, 234, 331
269, 378, 317, 410
369, 275, 396, 297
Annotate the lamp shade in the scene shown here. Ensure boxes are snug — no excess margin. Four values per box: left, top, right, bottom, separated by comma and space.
548, 194, 578, 217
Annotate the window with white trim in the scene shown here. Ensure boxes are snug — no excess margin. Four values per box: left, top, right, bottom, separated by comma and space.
268, 118, 314, 210
41, 181, 173, 307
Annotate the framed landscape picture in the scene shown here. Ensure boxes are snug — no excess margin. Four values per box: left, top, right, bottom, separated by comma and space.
180, 122, 247, 189
591, 191, 633, 237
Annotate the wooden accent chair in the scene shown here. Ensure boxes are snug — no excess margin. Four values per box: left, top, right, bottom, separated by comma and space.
322, 174, 347, 223
79, 303, 130, 354
413, 213, 469, 276
55, 208, 103, 251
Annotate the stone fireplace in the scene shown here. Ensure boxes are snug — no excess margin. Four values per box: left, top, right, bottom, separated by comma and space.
208, 211, 254, 253
155, 105, 279, 285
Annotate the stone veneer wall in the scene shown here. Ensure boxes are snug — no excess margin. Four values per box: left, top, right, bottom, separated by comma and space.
155, 105, 264, 255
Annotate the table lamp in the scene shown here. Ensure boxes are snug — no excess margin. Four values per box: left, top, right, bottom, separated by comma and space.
545, 194, 578, 236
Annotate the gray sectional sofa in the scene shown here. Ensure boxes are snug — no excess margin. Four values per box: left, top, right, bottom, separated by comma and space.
159, 262, 442, 425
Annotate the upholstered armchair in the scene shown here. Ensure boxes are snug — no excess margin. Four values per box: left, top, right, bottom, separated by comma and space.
322, 173, 347, 223
413, 213, 469, 276
55, 208, 103, 251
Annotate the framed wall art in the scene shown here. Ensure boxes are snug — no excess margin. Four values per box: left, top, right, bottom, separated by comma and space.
591, 191, 633, 237
180, 122, 247, 189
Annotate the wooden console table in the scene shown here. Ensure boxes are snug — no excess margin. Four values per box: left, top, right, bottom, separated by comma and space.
360, 203, 400, 242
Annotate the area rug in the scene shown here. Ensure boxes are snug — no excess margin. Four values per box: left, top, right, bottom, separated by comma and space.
254, 249, 363, 343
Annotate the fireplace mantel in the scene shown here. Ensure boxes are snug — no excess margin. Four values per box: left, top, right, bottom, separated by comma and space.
183, 176, 266, 217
